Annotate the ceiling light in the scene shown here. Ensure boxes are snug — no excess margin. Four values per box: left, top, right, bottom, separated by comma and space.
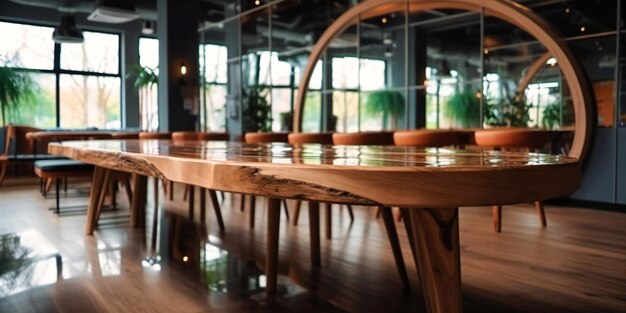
546, 57, 557, 66
142, 20, 155, 35
88, 0, 139, 24
52, 14, 84, 44
381, 17, 388, 24
580, 26, 586, 32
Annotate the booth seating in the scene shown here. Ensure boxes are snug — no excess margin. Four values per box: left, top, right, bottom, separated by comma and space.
34, 159, 94, 214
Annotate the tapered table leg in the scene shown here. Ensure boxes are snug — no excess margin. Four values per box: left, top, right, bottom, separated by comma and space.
130, 174, 148, 227
85, 166, 107, 235
266, 197, 281, 294
408, 207, 461, 313
308, 202, 320, 267
380, 206, 410, 291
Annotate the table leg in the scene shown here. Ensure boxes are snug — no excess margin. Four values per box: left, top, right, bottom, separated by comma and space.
266, 197, 281, 294
308, 201, 320, 267
380, 206, 410, 291
408, 207, 461, 313
130, 175, 148, 227
85, 166, 107, 235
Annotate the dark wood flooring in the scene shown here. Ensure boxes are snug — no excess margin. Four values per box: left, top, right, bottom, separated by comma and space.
0, 181, 624, 313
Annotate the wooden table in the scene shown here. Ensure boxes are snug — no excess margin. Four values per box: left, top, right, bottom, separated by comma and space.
48, 139, 581, 313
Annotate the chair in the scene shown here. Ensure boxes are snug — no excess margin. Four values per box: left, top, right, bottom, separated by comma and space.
332, 131, 394, 146
393, 129, 462, 148
171, 131, 226, 232
330, 131, 410, 290
474, 128, 550, 232
110, 132, 140, 139
34, 159, 94, 214
243, 132, 291, 228
287, 132, 355, 234
138, 132, 172, 140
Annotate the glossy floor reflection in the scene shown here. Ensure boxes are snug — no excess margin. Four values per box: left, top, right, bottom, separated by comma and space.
0, 183, 624, 313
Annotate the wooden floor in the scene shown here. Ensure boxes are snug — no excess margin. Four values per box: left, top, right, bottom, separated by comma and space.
0, 180, 625, 313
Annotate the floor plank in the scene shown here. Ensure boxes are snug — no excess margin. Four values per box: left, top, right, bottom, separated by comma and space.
0, 182, 624, 313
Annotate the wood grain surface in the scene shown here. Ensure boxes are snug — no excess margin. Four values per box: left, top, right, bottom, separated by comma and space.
48, 140, 580, 208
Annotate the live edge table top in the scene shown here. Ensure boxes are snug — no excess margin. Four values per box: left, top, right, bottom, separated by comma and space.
48, 139, 581, 208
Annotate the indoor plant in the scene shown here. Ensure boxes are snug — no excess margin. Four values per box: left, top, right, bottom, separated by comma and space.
363, 90, 405, 130
484, 93, 532, 127
0, 58, 36, 127
242, 85, 272, 132
443, 90, 481, 128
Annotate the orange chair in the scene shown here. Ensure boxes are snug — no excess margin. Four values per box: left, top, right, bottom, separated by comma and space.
243, 132, 291, 228
474, 128, 550, 232
393, 129, 462, 148
138, 132, 172, 140
332, 131, 394, 146
287, 132, 354, 230
330, 131, 410, 289
171, 131, 227, 232
111, 132, 140, 139
244, 132, 289, 144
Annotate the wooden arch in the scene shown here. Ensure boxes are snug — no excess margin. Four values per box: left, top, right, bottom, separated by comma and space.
293, 0, 593, 161
517, 52, 552, 94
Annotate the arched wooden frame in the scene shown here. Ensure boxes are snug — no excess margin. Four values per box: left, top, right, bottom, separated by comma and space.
517, 52, 552, 94
293, 0, 593, 161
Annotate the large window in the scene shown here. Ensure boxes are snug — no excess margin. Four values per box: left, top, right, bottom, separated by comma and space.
0, 21, 121, 129
332, 57, 386, 132
138, 37, 159, 131
200, 44, 227, 131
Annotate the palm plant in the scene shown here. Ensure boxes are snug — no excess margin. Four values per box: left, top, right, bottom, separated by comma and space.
444, 90, 481, 128
363, 90, 405, 130
0, 58, 36, 126
127, 65, 158, 130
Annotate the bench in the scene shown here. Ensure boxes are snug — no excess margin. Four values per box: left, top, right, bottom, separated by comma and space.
34, 159, 94, 214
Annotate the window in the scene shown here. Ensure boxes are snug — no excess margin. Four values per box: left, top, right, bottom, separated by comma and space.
138, 37, 159, 131
200, 44, 227, 131
331, 57, 387, 132
0, 21, 121, 129
0, 21, 54, 70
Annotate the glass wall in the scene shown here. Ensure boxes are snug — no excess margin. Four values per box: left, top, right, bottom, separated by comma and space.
0, 21, 121, 129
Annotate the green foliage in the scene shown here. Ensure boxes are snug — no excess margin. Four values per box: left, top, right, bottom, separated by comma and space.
363, 90, 405, 130
0, 234, 32, 296
484, 93, 532, 127
443, 91, 481, 128
0, 58, 38, 126
541, 102, 573, 130
126, 65, 158, 89
242, 86, 272, 132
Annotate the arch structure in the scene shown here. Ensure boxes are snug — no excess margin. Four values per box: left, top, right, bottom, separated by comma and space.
293, 0, 593, 161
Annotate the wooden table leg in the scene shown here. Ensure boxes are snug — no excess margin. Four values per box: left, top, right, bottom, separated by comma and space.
85, 166, 107, 235
292, 200, 302, 226
380, 206, 410, 291
324, 203, 332, 239
308, 201, 320, 267
209, 190, 225, 232
266, 197, 281, 294
130, 175, 148, 227
408, 207, 461, 313
200, 187, 206, 222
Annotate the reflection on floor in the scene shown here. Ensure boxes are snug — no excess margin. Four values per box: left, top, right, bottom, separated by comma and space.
0, 183, 625, 313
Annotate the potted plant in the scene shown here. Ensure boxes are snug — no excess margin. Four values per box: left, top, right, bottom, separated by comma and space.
363, 90, 405, 130
242, 85, 272, 132
0, 58, 37, 127
484, 93, 532, 127
443, 90, 481, 128
126, 65, 158, 130
541, 102, 573, 130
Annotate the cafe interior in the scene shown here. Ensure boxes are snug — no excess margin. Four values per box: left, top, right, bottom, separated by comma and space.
0, 0, 624, 312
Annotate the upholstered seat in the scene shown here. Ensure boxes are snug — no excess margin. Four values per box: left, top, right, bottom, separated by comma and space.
474, 128, 550, 232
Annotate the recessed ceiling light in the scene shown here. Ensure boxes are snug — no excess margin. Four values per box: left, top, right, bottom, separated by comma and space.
580, 26, 586, 32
